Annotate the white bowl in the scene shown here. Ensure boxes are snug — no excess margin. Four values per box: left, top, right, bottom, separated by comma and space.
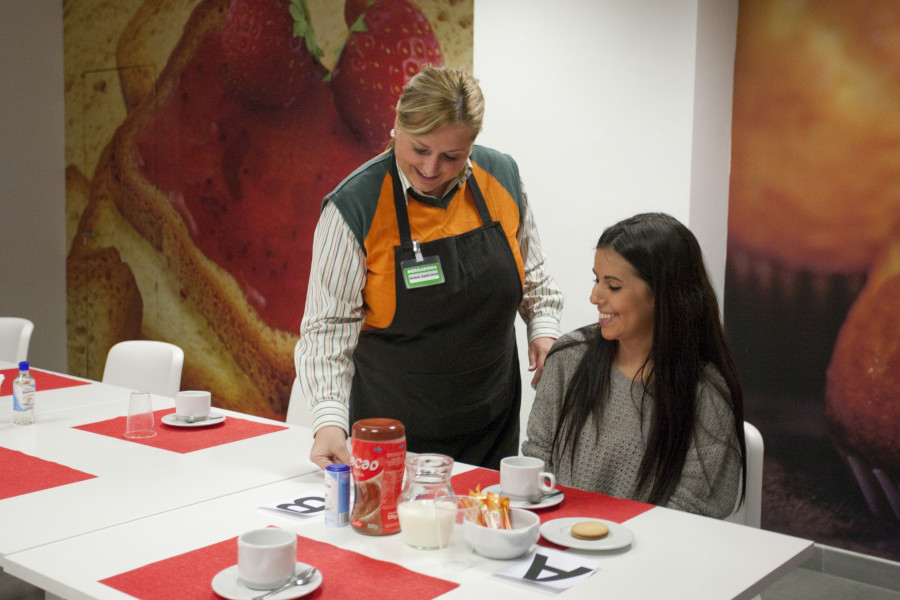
463, 507, 540, 559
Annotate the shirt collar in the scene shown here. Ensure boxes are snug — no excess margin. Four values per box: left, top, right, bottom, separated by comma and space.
395, 157, 473, 206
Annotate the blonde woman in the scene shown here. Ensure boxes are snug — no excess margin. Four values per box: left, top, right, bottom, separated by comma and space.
295, 67, 563, 469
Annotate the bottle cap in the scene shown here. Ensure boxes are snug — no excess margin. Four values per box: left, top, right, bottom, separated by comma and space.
18, 361, 29, 371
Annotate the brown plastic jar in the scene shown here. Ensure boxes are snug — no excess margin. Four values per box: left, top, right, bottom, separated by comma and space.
349, 418, 406, 535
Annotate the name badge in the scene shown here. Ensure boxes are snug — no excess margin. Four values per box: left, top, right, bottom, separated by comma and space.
401, 256, 445, 289
401, 239, 445, 289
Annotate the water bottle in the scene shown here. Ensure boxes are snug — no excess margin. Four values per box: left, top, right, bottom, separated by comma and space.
12, 361, 35, 426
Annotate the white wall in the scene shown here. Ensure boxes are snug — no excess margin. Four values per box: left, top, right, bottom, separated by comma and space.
473, 0, 738, 445
0, 0, 67, 372
0, 0, 738, 416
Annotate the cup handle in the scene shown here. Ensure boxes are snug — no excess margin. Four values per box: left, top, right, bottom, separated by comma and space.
539, 472, 556, 492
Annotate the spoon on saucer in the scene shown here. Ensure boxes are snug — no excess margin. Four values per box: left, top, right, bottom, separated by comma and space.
527, 489, 563, 504
251, 566, 317, 600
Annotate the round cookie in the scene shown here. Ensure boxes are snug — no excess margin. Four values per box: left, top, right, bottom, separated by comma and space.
570, 521, 609, 541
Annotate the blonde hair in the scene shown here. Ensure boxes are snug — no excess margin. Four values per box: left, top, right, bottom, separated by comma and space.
395, 66, 484, 141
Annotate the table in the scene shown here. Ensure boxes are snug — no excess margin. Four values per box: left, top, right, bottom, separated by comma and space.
2, 470, 814, 600
0, 367, 318, 556
0, 365, 814, 600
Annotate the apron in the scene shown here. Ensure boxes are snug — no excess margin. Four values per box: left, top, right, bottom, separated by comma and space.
349, 155, 523, 469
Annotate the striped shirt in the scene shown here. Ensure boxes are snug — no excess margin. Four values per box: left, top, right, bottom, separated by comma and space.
294, 158, 564, 435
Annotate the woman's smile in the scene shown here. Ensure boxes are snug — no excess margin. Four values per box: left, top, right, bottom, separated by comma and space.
393, 120, 473, 197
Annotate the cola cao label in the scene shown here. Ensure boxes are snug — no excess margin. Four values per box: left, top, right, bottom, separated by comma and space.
350, 425, 406, 535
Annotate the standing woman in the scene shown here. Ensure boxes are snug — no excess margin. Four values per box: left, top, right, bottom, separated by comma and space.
523, 213, 745, 518
295, 66, 563, 470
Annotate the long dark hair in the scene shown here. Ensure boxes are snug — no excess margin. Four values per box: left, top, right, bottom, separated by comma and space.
550, 213, 746, 506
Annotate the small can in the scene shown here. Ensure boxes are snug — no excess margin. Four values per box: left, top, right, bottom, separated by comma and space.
324, 463, 351, 527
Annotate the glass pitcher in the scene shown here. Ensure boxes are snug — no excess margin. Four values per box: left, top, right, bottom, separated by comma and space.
397, 453, 455, 549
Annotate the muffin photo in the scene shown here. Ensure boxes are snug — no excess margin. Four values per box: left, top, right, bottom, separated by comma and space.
726, 0, 900, 395
826, 235, 900, 520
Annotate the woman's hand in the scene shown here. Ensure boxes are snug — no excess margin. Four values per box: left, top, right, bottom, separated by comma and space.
528, 336, 557, 388
309, 425, 351, 470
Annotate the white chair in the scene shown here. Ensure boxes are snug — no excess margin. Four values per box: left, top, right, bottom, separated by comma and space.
102, 340, 184, 398
0, 317, 34, 363
726, 421, 764, 528
285, 377, 314, 427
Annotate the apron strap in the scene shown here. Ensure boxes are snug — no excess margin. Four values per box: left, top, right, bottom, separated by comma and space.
389, 150, 494, 249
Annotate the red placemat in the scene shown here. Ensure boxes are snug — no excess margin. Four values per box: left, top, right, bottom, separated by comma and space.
0, 368, 92, 396
74, 409, 288, 454
101, 532, 459, 600
0, 447, 96, 500
451, 467, 654, 525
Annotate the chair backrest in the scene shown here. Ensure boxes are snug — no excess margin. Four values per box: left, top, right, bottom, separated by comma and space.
0, 317, 34, 363
102, 340, 184, 398
726, 421, 764, 528
285, 377, 313, 427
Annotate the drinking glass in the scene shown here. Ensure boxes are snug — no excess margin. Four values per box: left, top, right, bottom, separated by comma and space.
124, 391, 156, 438
434, 495, 479, 570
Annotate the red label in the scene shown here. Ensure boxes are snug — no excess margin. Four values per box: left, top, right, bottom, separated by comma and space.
350, 437, 405, 535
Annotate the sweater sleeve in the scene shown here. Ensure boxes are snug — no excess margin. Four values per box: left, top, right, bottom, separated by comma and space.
521, 336, 577, 471
665, 367, 742, 518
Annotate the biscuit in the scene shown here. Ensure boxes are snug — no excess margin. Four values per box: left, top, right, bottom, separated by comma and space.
570, 521, 609, 541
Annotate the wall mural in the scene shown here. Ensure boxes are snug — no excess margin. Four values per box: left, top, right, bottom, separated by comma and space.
726, 0, 900, 562
63, 0, 473, 420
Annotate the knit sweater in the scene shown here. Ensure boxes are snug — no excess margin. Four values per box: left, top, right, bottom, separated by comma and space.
522, 329, 742, 518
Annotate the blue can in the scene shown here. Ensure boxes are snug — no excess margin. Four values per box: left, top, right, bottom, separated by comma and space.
324, 463, 351, 527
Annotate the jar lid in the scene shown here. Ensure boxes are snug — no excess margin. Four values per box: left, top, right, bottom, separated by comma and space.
351, 418, 405, 441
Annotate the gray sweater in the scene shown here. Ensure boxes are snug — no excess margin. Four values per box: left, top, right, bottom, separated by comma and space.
522, 329, 741, 519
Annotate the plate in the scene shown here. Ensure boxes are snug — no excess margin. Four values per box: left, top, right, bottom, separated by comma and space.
211, 563, 322, 600
540, 517, 634, 551
161, 412, 226, 428
482, 484, 564, 510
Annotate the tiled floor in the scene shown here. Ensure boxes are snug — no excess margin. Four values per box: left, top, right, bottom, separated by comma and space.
762, 567, 900, 600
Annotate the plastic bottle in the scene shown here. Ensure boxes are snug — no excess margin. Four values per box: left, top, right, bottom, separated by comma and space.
12, 361, 35, 426
350, 418, 406, 535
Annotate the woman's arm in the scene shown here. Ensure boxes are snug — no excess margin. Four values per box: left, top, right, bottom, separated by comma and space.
294, 202, 366, 457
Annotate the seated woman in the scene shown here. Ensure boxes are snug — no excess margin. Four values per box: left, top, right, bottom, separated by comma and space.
522, 213, 746, 518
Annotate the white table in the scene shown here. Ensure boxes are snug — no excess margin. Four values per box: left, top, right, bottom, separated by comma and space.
0, 365, 814, 600
0, 372, 318, 556
2, 468, 814, 600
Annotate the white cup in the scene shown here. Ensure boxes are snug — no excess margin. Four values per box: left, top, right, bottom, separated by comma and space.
174, 390, 211, 420
237, 528, 297, 590
500, 456, 556, 498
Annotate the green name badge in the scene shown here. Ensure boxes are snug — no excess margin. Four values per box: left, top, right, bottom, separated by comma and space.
401, 256, 445, 289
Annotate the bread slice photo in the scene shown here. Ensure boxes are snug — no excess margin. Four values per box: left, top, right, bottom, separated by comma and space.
65, 0, 473, 418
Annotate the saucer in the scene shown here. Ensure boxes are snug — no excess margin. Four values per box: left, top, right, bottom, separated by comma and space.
161, 412, 226, 428
211, 563, 322, 600
540, 517, 634, 551
482, 484, 565, 510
